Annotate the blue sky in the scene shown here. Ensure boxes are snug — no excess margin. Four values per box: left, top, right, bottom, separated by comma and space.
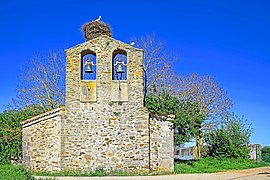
0, 0, 269, 146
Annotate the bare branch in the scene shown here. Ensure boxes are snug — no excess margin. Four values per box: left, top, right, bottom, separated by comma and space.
16, 50, 65, 112
132, 34, 178, 96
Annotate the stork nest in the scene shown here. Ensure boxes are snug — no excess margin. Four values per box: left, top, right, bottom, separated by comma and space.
82, 21, 112, 41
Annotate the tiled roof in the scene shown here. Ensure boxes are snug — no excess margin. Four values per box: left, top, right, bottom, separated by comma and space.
21, 107, 64, 127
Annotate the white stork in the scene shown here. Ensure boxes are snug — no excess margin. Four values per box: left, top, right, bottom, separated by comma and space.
94, 16, 101, 22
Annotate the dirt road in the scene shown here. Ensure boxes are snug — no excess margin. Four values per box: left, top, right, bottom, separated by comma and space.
35, 166, 270, 180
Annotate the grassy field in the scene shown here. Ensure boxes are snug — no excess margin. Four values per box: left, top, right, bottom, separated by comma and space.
0, 164, 34, 180
174, 157, 266, 173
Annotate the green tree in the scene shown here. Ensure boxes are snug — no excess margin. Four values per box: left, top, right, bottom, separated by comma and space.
176, 73, 233, 158
262, 146, 270, 163
145, 91, 205, 145
0, 106, 41, 164
205, 113, 252, 159
173, 100, 205, 145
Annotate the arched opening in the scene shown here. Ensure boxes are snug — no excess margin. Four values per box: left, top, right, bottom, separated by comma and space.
112, 49, 127, 80
81, 50, 96, 80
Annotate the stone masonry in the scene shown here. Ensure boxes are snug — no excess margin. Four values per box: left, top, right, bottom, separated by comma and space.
150, 118, 174, 172
62, 35, 150, 172
21, 108, 63, 171
21, 21, 174, 173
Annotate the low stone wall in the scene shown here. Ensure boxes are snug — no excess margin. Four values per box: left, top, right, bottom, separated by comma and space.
150, 118, 174, 172
21, 108, 63, 171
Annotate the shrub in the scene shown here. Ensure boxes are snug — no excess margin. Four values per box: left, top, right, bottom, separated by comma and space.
262, 146, 270, 163
205, 113, 252, 159
0, 106, 42, 164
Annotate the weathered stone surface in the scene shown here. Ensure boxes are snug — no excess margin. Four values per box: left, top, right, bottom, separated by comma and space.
150, 118, 174, 172
21, 108, 63, 171
112, 81, 128, 101
21, 34, 174, 173
80, 81, 97, 102
64, 35, 150, 172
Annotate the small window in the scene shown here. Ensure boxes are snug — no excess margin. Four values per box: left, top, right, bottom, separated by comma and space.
81, 51, 96, 80
112, 50, 127, 80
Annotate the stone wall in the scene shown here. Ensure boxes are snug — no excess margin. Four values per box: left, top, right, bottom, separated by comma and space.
150, 118, 174, 172
62, 35, 150, 172
21, 35, 174, 173
21, 108, 63, 171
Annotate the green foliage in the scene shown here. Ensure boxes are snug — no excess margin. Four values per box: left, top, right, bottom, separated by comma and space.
113, 111, 121, 116
173, 100, 205, 145
205, 113, 252, 159
145, 91, 205, 145
0, 106, 42, 164
145, 90, 180, 116
174, 157, 264, 174
262, 146, 270, 163
0, 164, 34, 180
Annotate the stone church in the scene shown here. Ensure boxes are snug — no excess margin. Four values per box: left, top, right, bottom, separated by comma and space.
21, 20, 174, 172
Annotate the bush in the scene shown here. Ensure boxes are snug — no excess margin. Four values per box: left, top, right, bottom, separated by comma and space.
205, 113, 252, 159
262, 146, 270, 163
0, 106, 42, 164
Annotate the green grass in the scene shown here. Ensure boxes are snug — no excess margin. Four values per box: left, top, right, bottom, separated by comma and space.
174, 157, 267, 174
0, 158, 267, 179
0, 164, 34, 180
34, 158, 268, 176
35, 168, 107, 177
34, 168, 151, 177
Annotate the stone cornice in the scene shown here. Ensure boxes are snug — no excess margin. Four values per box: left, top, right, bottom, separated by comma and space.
21, 107, 64, 127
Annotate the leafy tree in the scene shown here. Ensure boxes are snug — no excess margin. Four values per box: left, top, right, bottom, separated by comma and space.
0, 106, 41, 164
132, 39, 233, 157
176, 73, 233, 158
173, 100, 205, 145
145, 91, 205, 145
205, 113, 252, 159
145, 90, 179, 117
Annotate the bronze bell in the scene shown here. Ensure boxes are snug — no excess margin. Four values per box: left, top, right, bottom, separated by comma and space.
85, 61, 93, 73
116, 61, 124, 74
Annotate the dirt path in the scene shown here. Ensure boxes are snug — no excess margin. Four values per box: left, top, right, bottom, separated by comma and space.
216, 166, 270, 180
35, 166, 270, 180
218, 166, 270, 175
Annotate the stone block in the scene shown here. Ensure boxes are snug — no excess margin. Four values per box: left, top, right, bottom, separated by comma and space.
111, 81, 128, 102
80, 81, 97, 102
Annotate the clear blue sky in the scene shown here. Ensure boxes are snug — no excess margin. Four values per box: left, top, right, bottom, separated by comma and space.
0, 0, 269, 146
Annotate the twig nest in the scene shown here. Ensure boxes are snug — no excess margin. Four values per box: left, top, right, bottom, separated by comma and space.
82, 21, 112, 41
